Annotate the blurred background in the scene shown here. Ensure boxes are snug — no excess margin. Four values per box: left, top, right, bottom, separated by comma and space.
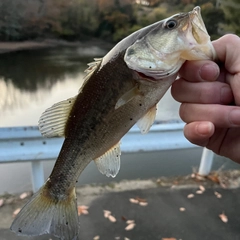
1, 0, 239, 43
1, 0, 239, 126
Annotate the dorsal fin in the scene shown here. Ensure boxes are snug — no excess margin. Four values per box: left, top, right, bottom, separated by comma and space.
79, 58, 102, 92
94, 142, 121, 178
38, 96, 77, 137
137, 105, 157, 134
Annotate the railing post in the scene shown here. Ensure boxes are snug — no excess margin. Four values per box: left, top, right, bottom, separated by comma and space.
31, 161, 44, 192
198, 148, 214, 176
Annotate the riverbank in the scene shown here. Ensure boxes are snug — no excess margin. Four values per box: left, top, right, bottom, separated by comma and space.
0, 39, 114, 54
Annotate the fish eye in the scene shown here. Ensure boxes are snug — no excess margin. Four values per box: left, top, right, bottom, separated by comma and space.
165, 19, 178, 29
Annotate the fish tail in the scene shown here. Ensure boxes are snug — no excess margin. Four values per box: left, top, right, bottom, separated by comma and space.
10, 185, 79, 240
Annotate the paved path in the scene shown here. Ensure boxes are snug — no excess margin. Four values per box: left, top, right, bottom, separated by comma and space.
1, 176, 240, 240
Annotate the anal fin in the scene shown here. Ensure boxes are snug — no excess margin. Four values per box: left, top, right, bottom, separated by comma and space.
137, 105, 157, 134
94, 142, 121, 178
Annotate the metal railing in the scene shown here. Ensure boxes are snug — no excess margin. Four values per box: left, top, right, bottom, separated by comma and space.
0, 122, 214, 192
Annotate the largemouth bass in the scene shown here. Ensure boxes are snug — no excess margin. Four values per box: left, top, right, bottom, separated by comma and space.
11, 6, 215, 240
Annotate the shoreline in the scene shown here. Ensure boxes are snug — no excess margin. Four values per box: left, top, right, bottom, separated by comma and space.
0, 39, 114, 54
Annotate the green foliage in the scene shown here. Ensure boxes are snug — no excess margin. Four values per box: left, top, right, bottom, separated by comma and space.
0, 0, 238, 42
201, 2, 225, 39
219, 0, 240, 35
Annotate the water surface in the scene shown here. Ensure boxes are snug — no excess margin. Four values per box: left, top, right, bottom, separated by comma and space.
0, 46, 181, 127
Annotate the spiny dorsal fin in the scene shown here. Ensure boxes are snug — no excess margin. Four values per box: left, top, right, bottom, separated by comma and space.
94, 142, 121, 178
137, 105, 157, 134
80, 58, 102, 92
38, 96, 77, 137
115, 85, 139, 109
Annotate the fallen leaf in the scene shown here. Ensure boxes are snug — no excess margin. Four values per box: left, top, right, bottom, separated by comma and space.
103, 210, 111, 218
108, 215, 117, 223
139, 202, 148, 206
196, 190, 203, 194
199, 185, 205, 192
191, 173, 196, 178
179, 207, 186, 212
125, 223, 136, 231
207, 174, 220, 184
214, 191, 222, 199
19, 192, 28, 199
136, 197, 146, 202
0, 199, 4, 207
13, 208, 21, 217
77, 205, 89, 216
195, 174, 205, 181
124, 238, 130, 240
126, 220, 135, 224
129, 198, 139, 204
219, 212, 228, 223
93, 235, 100, 240
162, 238, 177, 240
187, 194, 195, 199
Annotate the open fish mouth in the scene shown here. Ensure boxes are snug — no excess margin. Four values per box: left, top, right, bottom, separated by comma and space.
179, 6, 216, 61
189, 6, 210, 44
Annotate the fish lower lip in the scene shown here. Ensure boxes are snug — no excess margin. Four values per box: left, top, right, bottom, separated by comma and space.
134, 71, 159, 81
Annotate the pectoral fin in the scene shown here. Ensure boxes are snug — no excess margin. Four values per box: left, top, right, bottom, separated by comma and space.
38, 96, 77, 137
94, 142, 121, 178
137, 105, 157, 134
115, 85, 139, 109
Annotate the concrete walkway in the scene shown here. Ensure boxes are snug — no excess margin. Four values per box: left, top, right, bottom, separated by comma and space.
1, 172, 240, 240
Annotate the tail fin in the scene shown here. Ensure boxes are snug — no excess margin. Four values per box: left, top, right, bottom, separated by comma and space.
10, 186, 79, 240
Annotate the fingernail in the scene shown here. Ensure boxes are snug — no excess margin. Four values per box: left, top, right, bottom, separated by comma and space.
229, 109, 240, 126
200, 63, 219, 81
196, 122, 213, 136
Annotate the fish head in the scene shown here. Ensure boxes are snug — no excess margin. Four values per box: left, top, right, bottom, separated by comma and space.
124, 6, 216, 80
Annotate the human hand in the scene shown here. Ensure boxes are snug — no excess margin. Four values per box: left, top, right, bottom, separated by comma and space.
171, 34, 240, 162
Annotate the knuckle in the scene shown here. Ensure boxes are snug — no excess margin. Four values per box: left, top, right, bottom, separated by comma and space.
222, 34, 240, 45
179, 103, 188, 121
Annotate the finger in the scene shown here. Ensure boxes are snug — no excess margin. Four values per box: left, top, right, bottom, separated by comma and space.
184, 122, 240, 163
216, 128, 240, 163
227, 72, 240, 106
171, 79, 233, 104
183, 121, 214, 147
179, 103, 240, 128
179, 60, 219, 82
213, 34, 240, 105
213, 34, 240, 74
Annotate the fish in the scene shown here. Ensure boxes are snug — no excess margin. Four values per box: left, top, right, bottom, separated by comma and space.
11, 6, 216, 240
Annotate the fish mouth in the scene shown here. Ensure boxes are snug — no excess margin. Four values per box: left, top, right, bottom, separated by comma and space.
133, 63, 181, 82
181, 6, 216, 61
190, 6, 209, 43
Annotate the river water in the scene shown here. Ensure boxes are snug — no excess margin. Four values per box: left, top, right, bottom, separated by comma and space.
0, 45, 239, 194
0, 45, 181, 127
